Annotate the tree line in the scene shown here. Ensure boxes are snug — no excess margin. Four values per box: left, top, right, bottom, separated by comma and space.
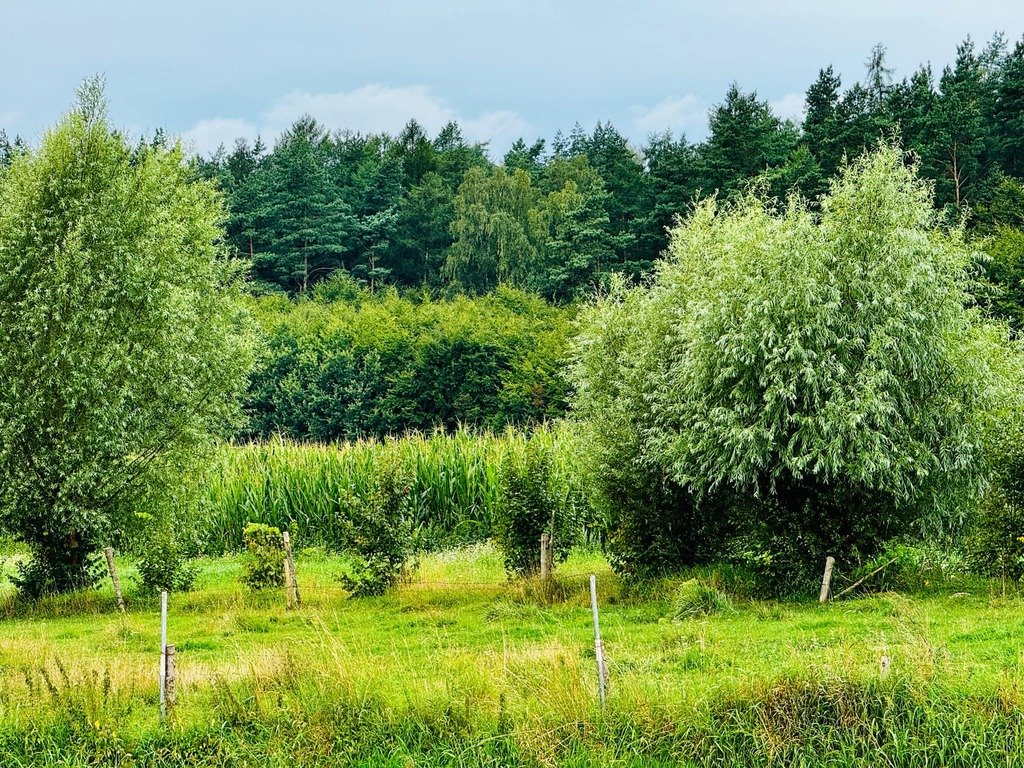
10, 35, 1017, 302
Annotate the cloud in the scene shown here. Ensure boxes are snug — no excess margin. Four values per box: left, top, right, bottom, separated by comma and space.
180, 117, 259, 155
180, 85, 532, 157
631, 94, 708, 140
0, 111, 24, 129
770, 92, 806, 124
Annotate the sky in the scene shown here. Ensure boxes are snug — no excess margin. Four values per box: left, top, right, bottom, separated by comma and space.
2, 0, 1023, 159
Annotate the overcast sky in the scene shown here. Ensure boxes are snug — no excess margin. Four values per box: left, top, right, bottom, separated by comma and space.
2, 1, 1022, 159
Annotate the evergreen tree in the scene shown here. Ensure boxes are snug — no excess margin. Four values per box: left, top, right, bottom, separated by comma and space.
573, 122, 650, 274
994, 37, 1024, 179
253, 117, 354, 293
802, 66, 844, 178
504, 138, 546, 177
536, 155, 627, 299
700, 83, 797, 199
644, 131, 701, 255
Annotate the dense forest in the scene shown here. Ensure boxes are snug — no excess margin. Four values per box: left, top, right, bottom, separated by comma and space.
56, 38, 1024, 303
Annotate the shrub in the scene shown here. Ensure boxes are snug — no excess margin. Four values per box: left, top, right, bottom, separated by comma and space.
853, 540, 969, 593
10, 552, 104, 600
136, 532, 199, 594
966, 408, 1024, 581
241, 523, 285, 591
337, 452, 414, 597
966, 489, 1024, 582
672, 579, 735, 619
493, 440, 558, 576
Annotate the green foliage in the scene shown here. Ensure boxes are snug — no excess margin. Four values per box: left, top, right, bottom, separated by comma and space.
700, 83, 799, 199
184, 33, 1024, 303
671, 578, 735, 619
967, 414, 1024, 580
493, 440, 556, 576
489, 426, 597, 577
0, 80, 253, 595
10, 552, 104, 600
240, 523, 285, 590
243, 286, 572, 441
136, 531, 199, 594
336, 452, 414, 597
981, 226, 1024, 330
572, 144, 1021, 587
202, 426, 593, 563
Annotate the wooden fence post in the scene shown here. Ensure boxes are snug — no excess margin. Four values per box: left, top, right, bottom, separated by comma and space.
540, 533, 553, 581
282, 531, 300, 608
590, 574, 608, 707
159, 591, 168, 720
103, 547, 125, 612
164, 644, 176, 714
819, 556, 835, 604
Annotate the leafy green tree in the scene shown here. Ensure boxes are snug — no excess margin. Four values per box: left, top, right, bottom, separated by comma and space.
572, 143, 1019, 586
243, 287, 570, 441
0, 82, 253, 594
444, 166, 541, 293
982, 226, 1024, 330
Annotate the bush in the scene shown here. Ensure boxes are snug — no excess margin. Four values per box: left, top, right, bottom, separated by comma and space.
136, 531, 199, 594
672, 578, 735, 619
241, 523, 285, 591
337, 453, 414, 597
493, 440, 558, 576
852, 540, 969, 593
967, 411, 1024, 581
725, 482, 908, 598
966, 490, 1024, 582
10, 552, 104, 600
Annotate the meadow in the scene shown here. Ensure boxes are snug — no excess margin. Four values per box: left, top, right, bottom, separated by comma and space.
2, 543, 1024, 766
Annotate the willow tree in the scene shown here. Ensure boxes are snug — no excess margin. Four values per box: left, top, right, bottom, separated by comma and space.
572, 143, 1020, 585
0, 81, 253, 595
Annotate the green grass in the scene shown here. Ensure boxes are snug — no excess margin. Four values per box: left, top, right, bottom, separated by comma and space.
1, 544, 1023, 766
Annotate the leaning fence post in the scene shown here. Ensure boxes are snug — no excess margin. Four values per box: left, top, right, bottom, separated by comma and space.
103, 546, 125, 612
159, 590, 168, 720
282, 531, 300, 608
819, 556, 835, 604
589, 574, 608, 707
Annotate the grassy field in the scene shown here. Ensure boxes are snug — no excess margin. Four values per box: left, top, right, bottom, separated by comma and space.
2, 544, 1024, 766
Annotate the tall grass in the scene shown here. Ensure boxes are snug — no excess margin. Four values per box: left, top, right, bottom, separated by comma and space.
199, 424, 591, 555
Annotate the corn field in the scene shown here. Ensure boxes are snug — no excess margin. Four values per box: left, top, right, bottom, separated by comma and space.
199, 424, 593, 554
